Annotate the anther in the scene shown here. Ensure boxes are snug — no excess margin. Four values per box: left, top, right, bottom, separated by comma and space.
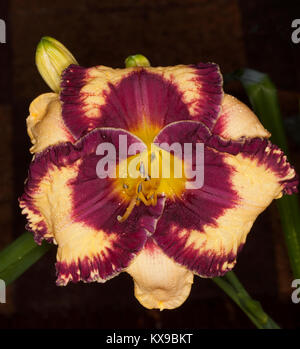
139, 162, 146, 177
118, 175, 160, 223
137, 182, 142, 193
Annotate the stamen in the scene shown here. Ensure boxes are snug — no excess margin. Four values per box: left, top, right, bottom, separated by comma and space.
118, 170, 160, 222
139, 162, 146, 177
152, 194, 157, 206
137, 182, 142, 193
138, 192, 152, 206
117, 198, 137, 222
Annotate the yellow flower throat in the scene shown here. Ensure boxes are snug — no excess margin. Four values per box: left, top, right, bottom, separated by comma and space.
116, 146, 187, 222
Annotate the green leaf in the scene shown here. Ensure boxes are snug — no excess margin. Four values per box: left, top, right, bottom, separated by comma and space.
213, 272, 280, 329
0, 232, 51, 285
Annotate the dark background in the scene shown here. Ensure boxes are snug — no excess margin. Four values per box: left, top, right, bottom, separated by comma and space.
0, 0, 300, 329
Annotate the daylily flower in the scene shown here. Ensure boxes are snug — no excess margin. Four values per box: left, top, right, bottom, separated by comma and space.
20, 46, 298, 310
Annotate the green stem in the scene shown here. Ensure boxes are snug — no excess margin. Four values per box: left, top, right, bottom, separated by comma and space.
0, 232, 51, 285
213, 272, 280, 329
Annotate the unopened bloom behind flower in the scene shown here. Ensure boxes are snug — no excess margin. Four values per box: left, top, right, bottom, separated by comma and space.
36, 36, 78, 92
19, 39, 298, 310
125, 54, 151, 68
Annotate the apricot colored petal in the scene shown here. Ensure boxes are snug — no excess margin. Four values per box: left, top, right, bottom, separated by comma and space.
27, 93, 75, 153
126, 239, 193, 310
213, 94, 270, 140
153, 121, 298, 277
19, 128, 164, 284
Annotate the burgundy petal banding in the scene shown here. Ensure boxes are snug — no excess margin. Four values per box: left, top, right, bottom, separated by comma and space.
206, 135, 299, 195
19, 128, 165, 284
60, 63, 223, 140
152, 121, 298, 277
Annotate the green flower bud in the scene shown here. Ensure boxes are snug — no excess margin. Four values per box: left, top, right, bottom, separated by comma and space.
35, 36, 78, 92
125, 54, 151, 68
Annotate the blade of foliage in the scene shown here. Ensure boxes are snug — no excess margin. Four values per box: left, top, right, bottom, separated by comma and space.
213, 272, 280, 329
0, 232, 51, 285
232, 68, 300, 279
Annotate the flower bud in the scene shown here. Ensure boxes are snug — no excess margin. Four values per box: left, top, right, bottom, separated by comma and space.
125, 54, 151, 68
35, 36, 78, 92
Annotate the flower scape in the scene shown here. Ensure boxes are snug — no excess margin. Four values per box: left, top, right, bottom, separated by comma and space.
19, 37, 298, 310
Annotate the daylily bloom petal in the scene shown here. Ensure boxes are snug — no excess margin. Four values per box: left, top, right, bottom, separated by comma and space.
126, 238, 194, 310
152, 121, 298, 277
60, 63, 223, 141
19, 128, 165, 284
27, 93, 75, 154
213, 94, 271, 139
